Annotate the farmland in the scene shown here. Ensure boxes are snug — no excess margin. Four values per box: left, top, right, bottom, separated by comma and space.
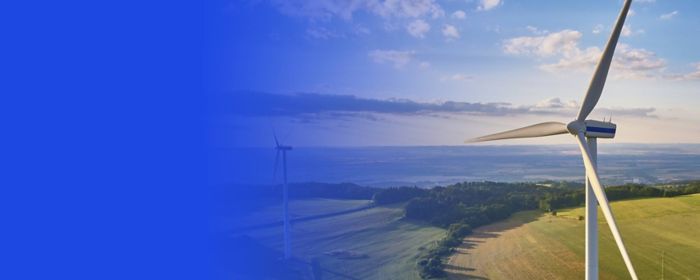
232, 198, 446, 280
447, 194, 700, 279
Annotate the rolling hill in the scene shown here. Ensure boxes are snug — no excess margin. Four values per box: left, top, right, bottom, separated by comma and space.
229, 198, 446, 280
447, 194, 700, 279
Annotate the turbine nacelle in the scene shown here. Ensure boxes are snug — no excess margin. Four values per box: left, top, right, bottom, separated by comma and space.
567, 120, 617, 139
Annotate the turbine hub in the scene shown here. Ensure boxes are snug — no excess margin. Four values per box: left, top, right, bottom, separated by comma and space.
566, 120, 586, 135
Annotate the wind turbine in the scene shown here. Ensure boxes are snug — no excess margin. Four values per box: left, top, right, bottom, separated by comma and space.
273, 134, 293, 260
466, 1, 637, 280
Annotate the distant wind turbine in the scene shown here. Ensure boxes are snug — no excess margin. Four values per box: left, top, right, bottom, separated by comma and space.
273, 133, 293, 260
466, 1, 637, 279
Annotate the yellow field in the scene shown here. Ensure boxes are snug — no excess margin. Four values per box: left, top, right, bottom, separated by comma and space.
447, 194, 700, 280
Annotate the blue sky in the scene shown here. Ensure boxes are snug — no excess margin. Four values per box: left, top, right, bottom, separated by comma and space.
221, 0, 700, 146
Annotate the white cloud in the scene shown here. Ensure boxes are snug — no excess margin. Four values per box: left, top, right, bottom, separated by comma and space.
667, 63, 700, 81
272, 0, 444, 20
605, 44, 665, 79
621, 26, 631, 37
368, 49, 415, 68
441, 73, 473, 81
407, 19, 430, 38
659, 11, 679, 20
541, 43, 667, 79
534, 97, 577, 109
306, 26, 342, 39
503, 29, 582, 57
503, 29, 666, 79
526, 25, 548, 35
419, 61, 431, 68
451, 10, 466, 19
442, 24, 460, 40
371, 0, 445, 18
628, 9, 636, 17
353, 24, 371, 35
592, 24, 604, 35
477, 0, 502, 11
622, 25, 645, 37
527, 97, 656, 118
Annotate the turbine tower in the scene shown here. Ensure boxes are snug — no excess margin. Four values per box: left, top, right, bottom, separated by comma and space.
274, 134, 293, 260
466, 1, 636, 279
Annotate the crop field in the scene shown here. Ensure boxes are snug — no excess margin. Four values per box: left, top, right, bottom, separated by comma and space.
234, 199, 446, 280
234, 198, 373, 229
447, 194, 700, 279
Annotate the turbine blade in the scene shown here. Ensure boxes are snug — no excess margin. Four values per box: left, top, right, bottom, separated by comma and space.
466, 122, 568, 143
574, 133, 638, 280
273, 150, 280, 181
576, 0, 632, 121
274, 132, 280, 147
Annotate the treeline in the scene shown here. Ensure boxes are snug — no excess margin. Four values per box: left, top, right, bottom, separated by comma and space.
539, 183, 700, 212
372, 186, 428, 205
402, 182, 554, 227
417, 223, 471, 278
653, 182, 700, 197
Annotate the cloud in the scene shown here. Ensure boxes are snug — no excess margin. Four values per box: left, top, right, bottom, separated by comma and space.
526, 25, 548, 35
353, 24, 371, 35
524, 97, 657, 118
407, 19, 430, 38
592, 24, 604, 35
306, 26, 342, 39
228, 91, 657, 119
666, 63, 700, 81
621, 25, 644, 37
451, 10, 466, 19
371, 0, 444, 18
442, 24, 460, 40
503, 29, 666, 79
659, 11, 679, 20
441, 73, 473, 81
503, 29, 581, 57
534, 97, 577, 109
610, 44, 666, 77
368, 49, 415, 68
592, 24, 644, 37
272, 0, 444, 20
477, 0, 502, 11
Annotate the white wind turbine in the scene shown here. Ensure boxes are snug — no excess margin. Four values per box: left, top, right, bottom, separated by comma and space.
273, 133, 293, 260
466, 1, 637, 279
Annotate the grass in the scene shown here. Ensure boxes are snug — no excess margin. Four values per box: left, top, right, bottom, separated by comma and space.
447, 194, 700, 280
236, 199, 446, 280
235, 198, 373, 229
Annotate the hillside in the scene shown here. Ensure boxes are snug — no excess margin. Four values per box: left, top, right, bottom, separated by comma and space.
447, 194, 700, 279
228, 199, 446, 280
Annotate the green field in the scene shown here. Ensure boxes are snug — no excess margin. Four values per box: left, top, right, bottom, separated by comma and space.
236, 199, 446, 279
234, 198, 374, 229
447, 194, 700, 280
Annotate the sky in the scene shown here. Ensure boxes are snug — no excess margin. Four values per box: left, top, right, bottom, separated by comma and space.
217, 0, 700, 146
